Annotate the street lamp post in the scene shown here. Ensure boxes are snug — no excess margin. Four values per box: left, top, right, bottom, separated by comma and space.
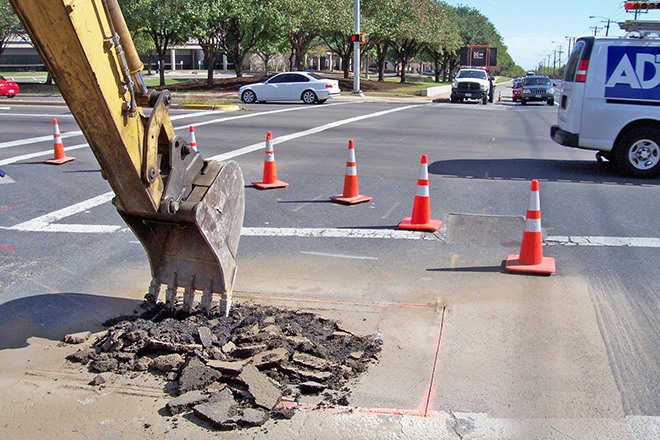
352, 0, 363, 96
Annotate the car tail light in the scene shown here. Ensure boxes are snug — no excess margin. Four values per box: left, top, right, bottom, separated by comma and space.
325, 83, 334, 89
575, 59, 589, 82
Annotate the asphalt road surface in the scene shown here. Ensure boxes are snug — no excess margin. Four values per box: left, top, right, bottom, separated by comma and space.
0, 95, 658, 439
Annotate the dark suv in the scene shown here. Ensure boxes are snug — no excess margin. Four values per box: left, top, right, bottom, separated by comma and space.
520, 75, 555, 106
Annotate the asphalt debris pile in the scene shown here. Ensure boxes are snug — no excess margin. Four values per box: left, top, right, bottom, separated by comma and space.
66, 302, 381, 430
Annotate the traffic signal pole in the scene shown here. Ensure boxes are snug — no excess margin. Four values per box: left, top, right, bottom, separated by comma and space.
352, 0, 363, 96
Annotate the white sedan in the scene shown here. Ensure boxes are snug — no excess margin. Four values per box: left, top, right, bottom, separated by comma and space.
238, 72, 340, 104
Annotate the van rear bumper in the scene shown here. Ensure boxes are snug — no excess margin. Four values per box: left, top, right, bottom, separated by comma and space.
550, 125, 579, 147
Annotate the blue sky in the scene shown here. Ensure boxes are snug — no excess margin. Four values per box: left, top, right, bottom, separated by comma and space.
443, 1, 639, 70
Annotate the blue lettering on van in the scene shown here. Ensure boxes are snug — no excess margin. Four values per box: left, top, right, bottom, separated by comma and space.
605, 46, 660, 101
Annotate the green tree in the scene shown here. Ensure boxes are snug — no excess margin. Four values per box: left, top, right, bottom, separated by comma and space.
388, 0, 430, 83
0, 0, 23, 61
120, 0, 190, 86
420, 1, 460, 83
275, 0, 323, 70
363, 0, 400, 82
450, 6, 516, 76
186, 0, 225, 86
318, 0, 353, 78
220, 0, 273, 78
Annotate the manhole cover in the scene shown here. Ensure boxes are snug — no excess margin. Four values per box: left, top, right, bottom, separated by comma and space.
444, 213, 523, 247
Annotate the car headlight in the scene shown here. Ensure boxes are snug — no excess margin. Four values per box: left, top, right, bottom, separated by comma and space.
522, 89, 531, 94
480, 84, 486, 91
452, 81, 458, 88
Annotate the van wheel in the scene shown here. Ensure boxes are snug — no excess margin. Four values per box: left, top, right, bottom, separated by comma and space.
614, 127, 660, 178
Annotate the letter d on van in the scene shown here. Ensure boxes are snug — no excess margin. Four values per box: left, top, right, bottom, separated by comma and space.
605, 46, 660, 102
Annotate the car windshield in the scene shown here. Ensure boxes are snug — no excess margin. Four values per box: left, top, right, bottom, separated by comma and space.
457, 70, 487, 79
524, 77, 552, 86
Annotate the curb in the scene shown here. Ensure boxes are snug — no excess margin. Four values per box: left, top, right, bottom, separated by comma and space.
180, 103, 241, 111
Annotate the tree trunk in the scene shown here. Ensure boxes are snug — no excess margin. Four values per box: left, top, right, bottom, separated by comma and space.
206, 51, 216, 88
158, 52, 166, 86
342, 54, 351, 78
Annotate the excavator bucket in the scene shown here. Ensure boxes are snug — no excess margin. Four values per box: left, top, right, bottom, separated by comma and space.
119, 159, 244, 317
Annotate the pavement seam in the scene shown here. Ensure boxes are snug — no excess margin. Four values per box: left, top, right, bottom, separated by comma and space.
423, 306, 447, 417
448, 411, 464, 440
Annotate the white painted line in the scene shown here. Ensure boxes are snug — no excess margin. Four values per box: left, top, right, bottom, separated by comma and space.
209, 104, 421, 162
0, 131, 83, 150
0, 143, 89, 167
301, 251, 378, 260
172, 102, 346, 132
0, 113, 75, 119
8, 192, 114, 231
546, 236, 660, 248
293, 195, 324, 213
241, 227, 438, 241
0, 106, 10, 110
170, 110, 222, 121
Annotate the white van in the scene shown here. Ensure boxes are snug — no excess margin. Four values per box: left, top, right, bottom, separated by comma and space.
550, 21, 660, 178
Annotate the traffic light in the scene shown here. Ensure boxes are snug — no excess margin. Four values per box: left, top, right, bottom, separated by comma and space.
350, 33, 368, 44
625, 1, 660, 9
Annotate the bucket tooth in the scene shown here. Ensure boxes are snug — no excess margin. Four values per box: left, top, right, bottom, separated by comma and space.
201, 285, 213, 316
183, 283, 195, 313
165, 273, 178, 311
146, 278, 160, 304
220, 292, 232, 318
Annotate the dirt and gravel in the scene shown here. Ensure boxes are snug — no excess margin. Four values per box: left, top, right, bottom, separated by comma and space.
65, 301, 382, 431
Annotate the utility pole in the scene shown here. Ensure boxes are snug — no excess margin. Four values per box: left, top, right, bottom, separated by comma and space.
352, 0, 363, 96
590, 25, 600, 36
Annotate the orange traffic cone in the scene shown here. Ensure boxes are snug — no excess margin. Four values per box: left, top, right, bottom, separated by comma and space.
330, 139, 372, 205
252, 131, 288, 189
189, 125, 198, 151
505, 179, 556, 275
398, 154, 441, 232
45, 119, 75, 165
498, 92, 503, 103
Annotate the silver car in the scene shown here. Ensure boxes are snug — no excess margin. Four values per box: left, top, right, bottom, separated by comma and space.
239, 72, 340, 104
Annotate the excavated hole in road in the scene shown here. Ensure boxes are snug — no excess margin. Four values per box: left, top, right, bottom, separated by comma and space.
66, 302, 382, 431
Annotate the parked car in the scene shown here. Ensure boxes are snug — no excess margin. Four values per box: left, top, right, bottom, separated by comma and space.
511, 78, 523, 102
0, 76, 19, 98
238, 72, 340, 104
422, 69, 436, 76
520, 75, 555, 106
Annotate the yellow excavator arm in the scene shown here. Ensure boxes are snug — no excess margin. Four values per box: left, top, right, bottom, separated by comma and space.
9, 0, 245, 315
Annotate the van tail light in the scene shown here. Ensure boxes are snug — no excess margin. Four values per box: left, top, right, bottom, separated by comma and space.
575, 59, 589, 82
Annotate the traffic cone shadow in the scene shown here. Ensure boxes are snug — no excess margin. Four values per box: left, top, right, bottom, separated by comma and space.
505, 179, 556, 275
330, 139, 372, 205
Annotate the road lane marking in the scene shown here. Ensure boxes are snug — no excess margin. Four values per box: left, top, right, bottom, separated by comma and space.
209, 104, 421, 162
300, 251, 378, 260
242, 227, 438, 240
0, 143, 89, 167
7, 192, 115, 231
545, 236, 660, 248
0, 131, 83, 150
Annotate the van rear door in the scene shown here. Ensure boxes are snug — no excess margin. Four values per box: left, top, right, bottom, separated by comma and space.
557, 38, 594, 136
